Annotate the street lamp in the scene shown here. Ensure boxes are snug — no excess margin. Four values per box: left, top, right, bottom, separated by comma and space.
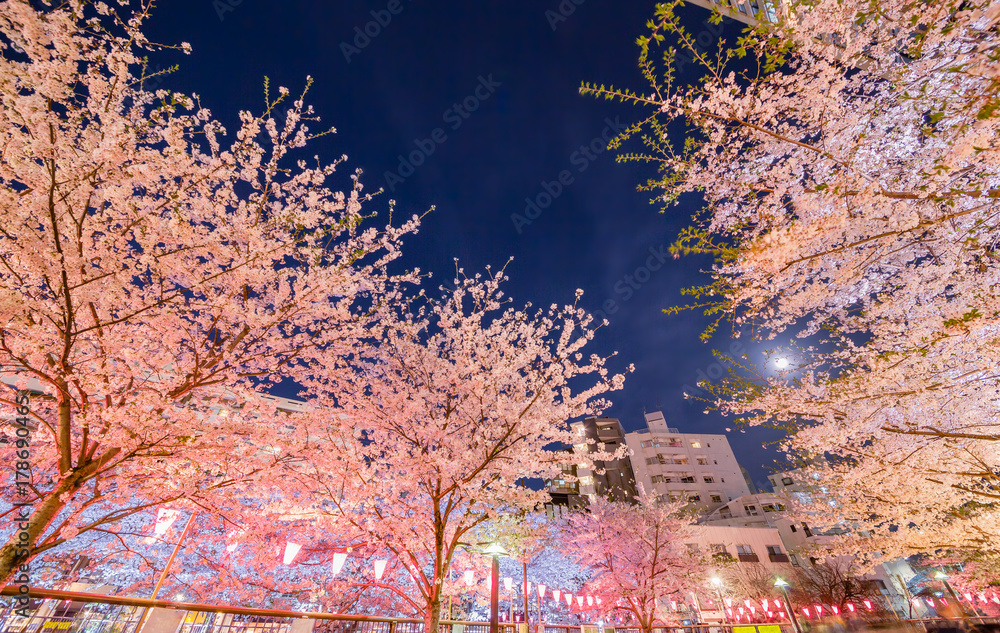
774, 578, 803, 633
710, 577, 730, 633
482, 543, 509, 633
934, 571, 969, 618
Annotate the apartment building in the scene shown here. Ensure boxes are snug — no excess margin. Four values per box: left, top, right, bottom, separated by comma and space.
548, 416, 638, 510
625, 411, 750, 513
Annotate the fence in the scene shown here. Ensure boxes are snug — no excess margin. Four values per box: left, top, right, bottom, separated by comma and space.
3, 588, 980, 633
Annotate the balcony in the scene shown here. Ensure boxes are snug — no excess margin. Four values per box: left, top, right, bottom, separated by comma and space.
738, 553, 760, 563
769, 553, 790, 563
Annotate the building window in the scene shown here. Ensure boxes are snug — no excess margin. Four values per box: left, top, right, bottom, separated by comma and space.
673, 456, 689, 465
680, 474, 696, 483
646, 457, 658, 465
766, 545, 782, 555
697, 457, 709, 465
782, 477, 794, 485
641, 440, 651, 448
686, 543, 701, 554
704, 476, 715, 483
707, 442, 712, 447
736, 544, 759, 562
651, 475, 664, 484
744, 505, 759, 516
711, 494, 723, 503
691, 440, 701, 448
668, 437, 683, 447
803, 523, 813, 537
710, 544, 732, 561
689, 494, 701, 502
790, 524, 797, 533
789, 553, 800, 567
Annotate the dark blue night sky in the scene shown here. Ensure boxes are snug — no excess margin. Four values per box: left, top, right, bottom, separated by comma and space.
147, 0, 785, 488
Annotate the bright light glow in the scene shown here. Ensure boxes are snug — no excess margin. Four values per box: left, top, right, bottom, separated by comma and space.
374, 559, 387, 580
847, 604, 855, 612
710, 576, 722, 587
282, 542, 302, 565
565, 593, 573, 606
154, 508, 181, 536
504, 577, 513, 591
537, 584, 546, 598
464, 570, 474, 586
331, 552, 348, 575
176, 594, 185, 601
934, 571, 949, 580
577, 596, 584, 607
587, 596, 594, 606
775, 358, 789, 369
815, 605, 823, 616
762, 599, 769, 610
774, 578, 789, 588
863, 600, 872, 611
553, 590, 561, 602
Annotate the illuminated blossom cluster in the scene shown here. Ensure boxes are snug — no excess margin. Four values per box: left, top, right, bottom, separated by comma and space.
588, 0, 1000, 562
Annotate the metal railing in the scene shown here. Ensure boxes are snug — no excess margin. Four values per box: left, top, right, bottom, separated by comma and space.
2, 588, 991, 633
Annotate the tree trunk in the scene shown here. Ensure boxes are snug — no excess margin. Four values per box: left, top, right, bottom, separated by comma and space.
0, 471, 84, 584
425, 592, 443, 633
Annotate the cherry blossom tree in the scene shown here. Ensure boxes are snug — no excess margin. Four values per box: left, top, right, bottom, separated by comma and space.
585, 0, 1000, 562
0, 0, 419, 584
289, 271, 630, 632
557, 494, 703, 633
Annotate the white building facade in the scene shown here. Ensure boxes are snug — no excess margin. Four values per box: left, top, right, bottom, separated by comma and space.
625, 411, 750, 513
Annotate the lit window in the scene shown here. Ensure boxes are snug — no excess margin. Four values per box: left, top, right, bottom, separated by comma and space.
691, 440, 701, 448
711, 494, 723, 503
704, 476, 715, 483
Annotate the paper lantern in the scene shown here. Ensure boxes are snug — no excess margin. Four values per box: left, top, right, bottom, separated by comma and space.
726, 608, 733, 617
587, 596, 594, 606
671, 600, 677, 610
504, 577, 513, 591
464, 570, 474, 586
577, 596, 584, 607
964, 593, 973, 602
565, 593, 573, 606
154, 508, 181, 536
374, 560, 387, 580
802, 608, 811, 617
527, 582, 533, 594
992, 595, 1000, 605
553, 590, 561, 602
749, 606, 756, 615
744, 600, 753, 609
538, 584, 546, 598
926, 599, 935, 608
831, 606, 840, 615
863, 600, 872, 611
762, 599, 769, 610
596, 598, 602, 605
815, 605, 823, 616
847, 603, 855, 613
724, 598, 732, 608
331, 552, 348, 575
283, 542, 302, 565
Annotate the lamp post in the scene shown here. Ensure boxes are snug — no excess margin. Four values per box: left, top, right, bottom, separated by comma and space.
710, 577, 730, 633
483, 543, 509, 633
934, 571, 969, 618
775, 578, 803, 633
